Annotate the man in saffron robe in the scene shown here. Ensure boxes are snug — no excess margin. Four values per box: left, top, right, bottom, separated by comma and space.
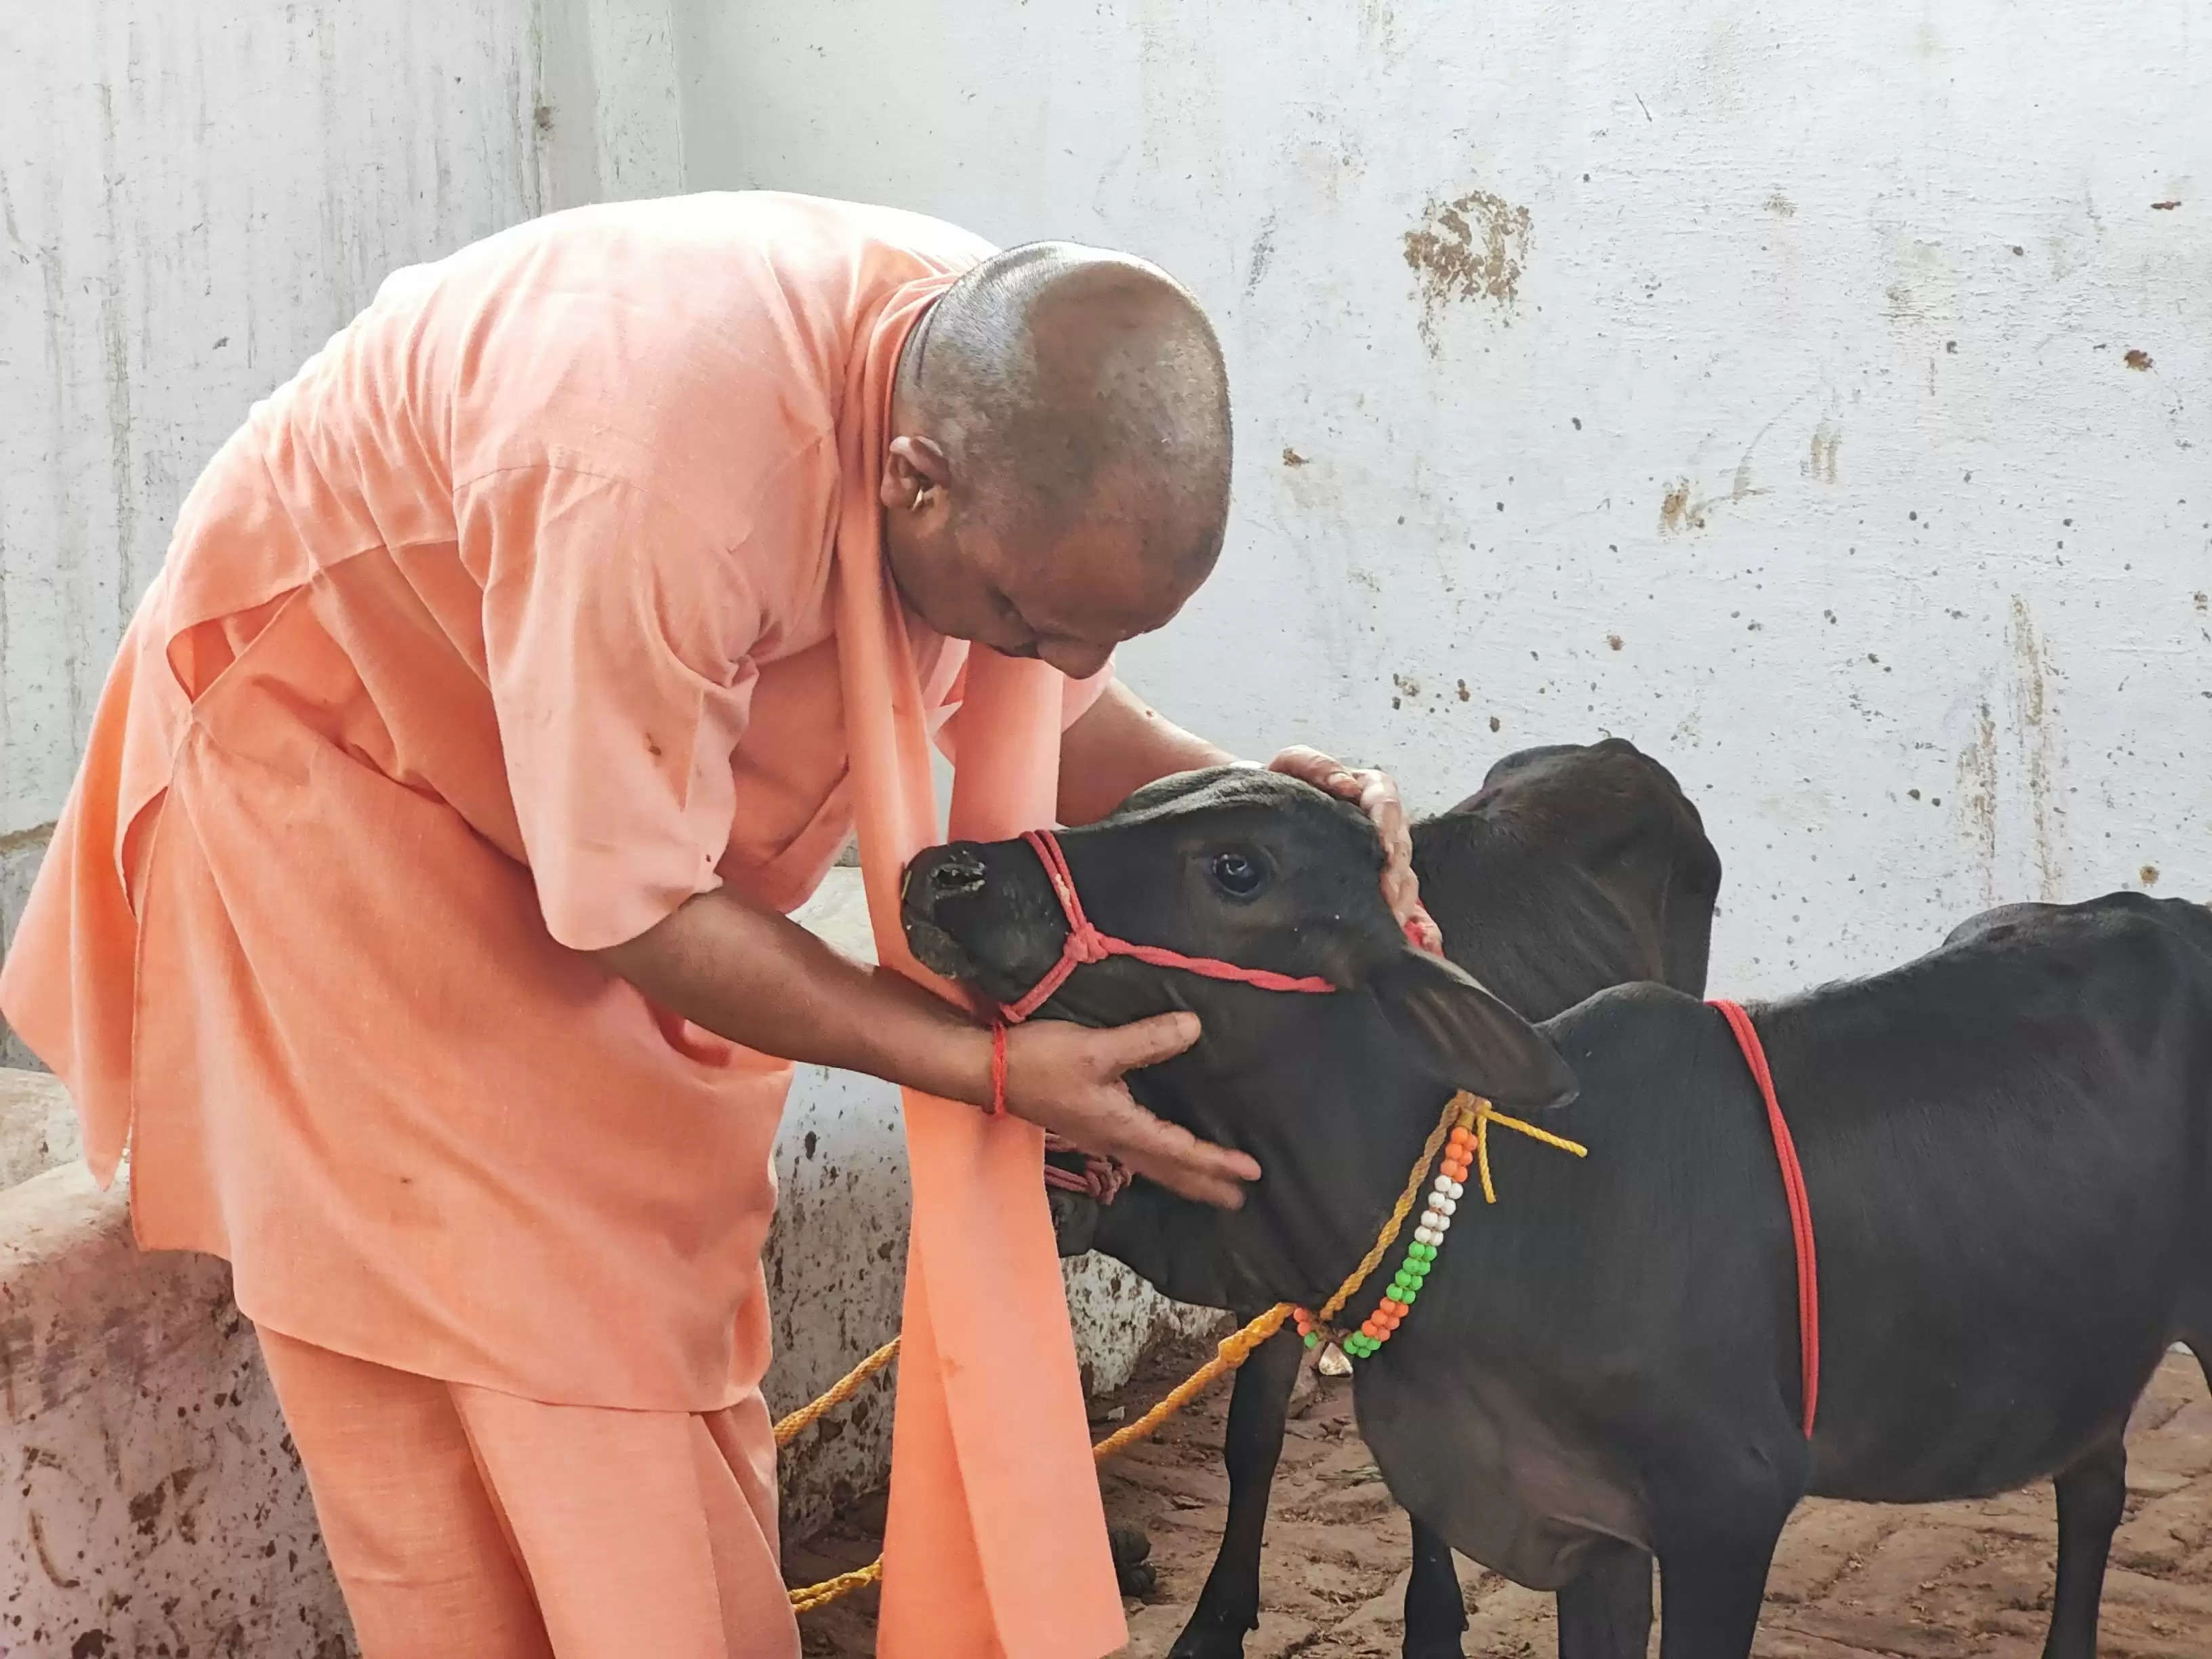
0, 192, 1420, 1658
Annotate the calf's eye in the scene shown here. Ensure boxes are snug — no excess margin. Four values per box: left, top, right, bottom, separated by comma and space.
1209, 851, 1265, 897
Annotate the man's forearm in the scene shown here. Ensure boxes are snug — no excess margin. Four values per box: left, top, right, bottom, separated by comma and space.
1057, 679, 1235, 825
592, 888, 993, 1105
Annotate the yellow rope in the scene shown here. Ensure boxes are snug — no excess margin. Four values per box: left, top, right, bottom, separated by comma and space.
780, 1089, 1587, 1614
788, 1559, 883, 1616
773, 1336, 901, 1448
1088, 1304, 1294, 1462
1468, 1094, 1588, 1206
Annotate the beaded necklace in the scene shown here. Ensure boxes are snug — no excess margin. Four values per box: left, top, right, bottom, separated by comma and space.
1295, 1090, 1587, 1361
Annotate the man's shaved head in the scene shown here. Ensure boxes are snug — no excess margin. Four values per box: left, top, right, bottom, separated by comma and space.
879, 241, 1233, 678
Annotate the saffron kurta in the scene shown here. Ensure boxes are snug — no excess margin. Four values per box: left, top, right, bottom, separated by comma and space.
0, 191, 1124, 1656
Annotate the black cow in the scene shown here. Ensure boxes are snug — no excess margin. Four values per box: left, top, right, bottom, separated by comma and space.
1041, 739, 1722, 1657
903, 769, 2212, 1659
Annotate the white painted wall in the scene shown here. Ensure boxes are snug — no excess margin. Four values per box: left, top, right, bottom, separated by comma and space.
0, 0, 687, 849
680, 0, 2212, 994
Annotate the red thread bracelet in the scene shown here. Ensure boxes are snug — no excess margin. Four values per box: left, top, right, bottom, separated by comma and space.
988, 1021, 1009, 1118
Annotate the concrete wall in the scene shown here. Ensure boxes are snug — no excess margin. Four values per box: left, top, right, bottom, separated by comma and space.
679, 0, 2212, 994
0, 1075, 350, 1658
0, 0, 684, 1044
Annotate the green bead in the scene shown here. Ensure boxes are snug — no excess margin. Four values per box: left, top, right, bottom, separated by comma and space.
1397, 1285, 1417, 1304
1303, 1332, 1319, 1349
1410, 1258, 1431, 1278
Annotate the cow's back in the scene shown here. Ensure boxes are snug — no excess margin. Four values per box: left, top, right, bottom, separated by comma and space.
1757, 893, 2212, 1502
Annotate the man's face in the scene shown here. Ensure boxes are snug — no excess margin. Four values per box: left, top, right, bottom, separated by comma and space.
884, 484, 1202, 680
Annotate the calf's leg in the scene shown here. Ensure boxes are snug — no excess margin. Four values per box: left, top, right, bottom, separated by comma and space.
1400, 1517, 1466, 1657
2040, 1433, 2127, 1659
1169, 1322, 1303, 1659
1652, 1493, 1791, 1659
1554, 1541, 1654, 1659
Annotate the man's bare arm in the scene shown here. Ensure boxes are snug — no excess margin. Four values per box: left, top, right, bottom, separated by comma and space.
591, 887, 1260, 1208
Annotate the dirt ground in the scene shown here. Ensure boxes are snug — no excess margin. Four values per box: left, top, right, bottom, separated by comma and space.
785, 1340, 2212, 1658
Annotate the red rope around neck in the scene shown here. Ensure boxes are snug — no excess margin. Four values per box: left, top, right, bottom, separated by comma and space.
1710, 999, 1820, 1439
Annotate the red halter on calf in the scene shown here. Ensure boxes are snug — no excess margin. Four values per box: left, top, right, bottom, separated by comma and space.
989, 829, 1336, 1174
1000, 829, 1337, 1025
990, 827, 1433, 1205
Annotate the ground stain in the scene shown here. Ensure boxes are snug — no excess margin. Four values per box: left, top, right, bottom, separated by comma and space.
2125, 349, 2154, 371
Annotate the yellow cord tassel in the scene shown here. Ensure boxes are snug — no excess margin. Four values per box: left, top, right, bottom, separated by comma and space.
1467, 1093, 1587, 1206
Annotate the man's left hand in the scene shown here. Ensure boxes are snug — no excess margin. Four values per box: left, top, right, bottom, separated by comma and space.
1266, 747, 1441, 953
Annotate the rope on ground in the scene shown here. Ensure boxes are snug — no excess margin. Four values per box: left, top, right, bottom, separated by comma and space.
1088, 1303, 1293, 1462
773, 1335, 901, 1449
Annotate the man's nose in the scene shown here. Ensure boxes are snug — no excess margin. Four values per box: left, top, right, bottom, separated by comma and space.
1038, 640, 1115, 680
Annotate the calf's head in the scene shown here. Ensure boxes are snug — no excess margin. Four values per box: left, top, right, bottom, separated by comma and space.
1422, 737, 1722, 1010
902, 768, 1576, 1302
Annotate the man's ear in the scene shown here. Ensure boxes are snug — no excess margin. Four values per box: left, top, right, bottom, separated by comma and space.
1369, 948, 1578, 1110
879, 434, 952, 510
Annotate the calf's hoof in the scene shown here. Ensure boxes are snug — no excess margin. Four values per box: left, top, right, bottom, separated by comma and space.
1166, 1630, 1250, 1659
1108, 1525, 1157, 1599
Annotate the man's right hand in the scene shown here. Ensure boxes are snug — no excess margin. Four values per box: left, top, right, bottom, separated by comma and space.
996, 1012, 1259, 1210
597, 888, 1258, 1210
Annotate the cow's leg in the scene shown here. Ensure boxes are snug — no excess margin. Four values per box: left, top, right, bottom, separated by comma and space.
1652, 1496, 1789, 1659
2040, 1433, 2127, 1659
1554, 1541, 1653, 1659
1168, 1322, 1302, 1659
1401, 1517, 1466, 1657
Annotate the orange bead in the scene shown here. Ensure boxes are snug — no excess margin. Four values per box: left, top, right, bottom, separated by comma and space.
1360, 1320, 1380, 1339
1374, 1325, 1393, 1341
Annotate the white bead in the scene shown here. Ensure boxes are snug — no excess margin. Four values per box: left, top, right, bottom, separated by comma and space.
1432, 1174, 1455, 1195
1414, 1225, 1437, 1246
1446, 1179, 1465, 1201
1433, 1195, 1457, 1218
1425, 1211, 1452, 1235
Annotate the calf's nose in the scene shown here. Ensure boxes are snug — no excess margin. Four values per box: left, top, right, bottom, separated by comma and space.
902, 845, 991, 920
923, 847, 987, 903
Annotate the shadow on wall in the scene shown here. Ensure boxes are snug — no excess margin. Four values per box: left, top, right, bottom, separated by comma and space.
1, 828, 54, 1071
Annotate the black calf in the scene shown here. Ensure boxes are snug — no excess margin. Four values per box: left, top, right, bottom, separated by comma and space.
986, 739, 1722, 1657
905, 775, 2212, 1659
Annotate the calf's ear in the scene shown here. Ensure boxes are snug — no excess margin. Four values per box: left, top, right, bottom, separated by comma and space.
1369, 949, 1579, 1110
